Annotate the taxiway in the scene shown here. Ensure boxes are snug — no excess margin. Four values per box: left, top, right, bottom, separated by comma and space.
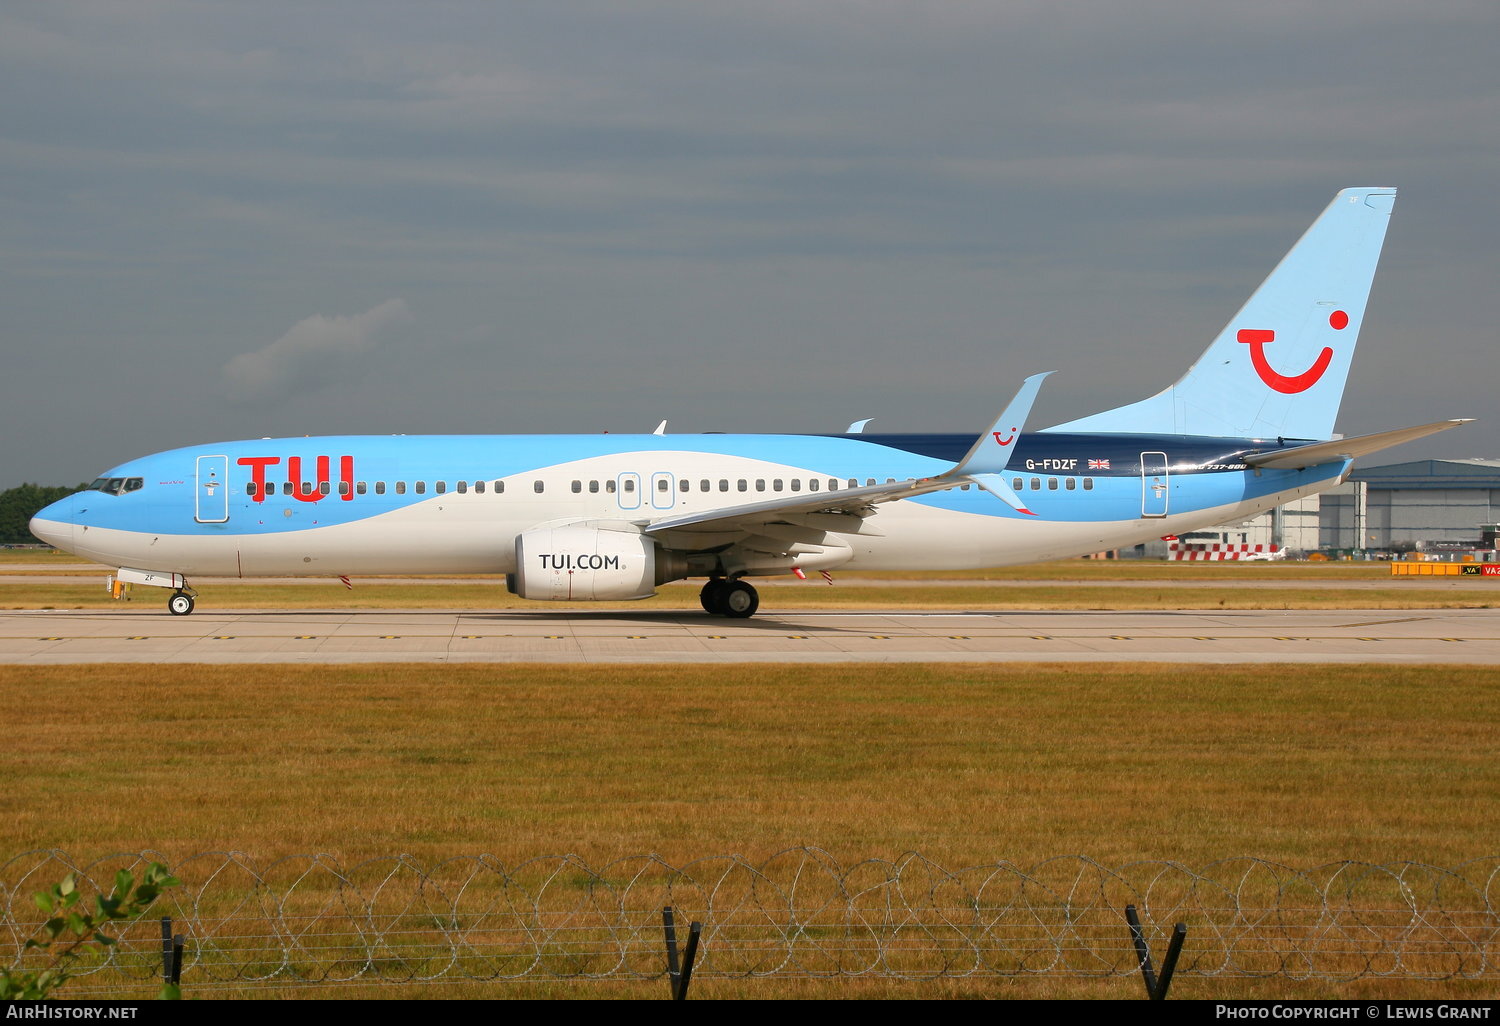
1, 607, 1495, 664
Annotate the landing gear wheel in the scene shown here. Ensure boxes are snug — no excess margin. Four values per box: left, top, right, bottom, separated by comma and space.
699, 579, 729, 615
168, 591, 195, 616
722, 581, 759, 619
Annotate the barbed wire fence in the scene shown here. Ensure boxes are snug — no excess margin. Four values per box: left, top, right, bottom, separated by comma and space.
3, 849, 1498, 996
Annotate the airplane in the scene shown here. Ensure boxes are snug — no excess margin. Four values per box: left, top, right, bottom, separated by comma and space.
29, 187, 1471, 618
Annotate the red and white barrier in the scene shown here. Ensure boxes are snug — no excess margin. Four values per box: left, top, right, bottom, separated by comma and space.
1167, 542, 1281, 561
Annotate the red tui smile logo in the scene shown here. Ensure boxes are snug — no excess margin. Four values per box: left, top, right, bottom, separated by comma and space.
1236, 311, 1346, 394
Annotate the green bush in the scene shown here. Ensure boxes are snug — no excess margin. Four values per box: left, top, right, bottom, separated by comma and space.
1, 863, 181, 1000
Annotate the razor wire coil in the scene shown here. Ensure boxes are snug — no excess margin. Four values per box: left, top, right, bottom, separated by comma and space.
4, 848, 1498, 993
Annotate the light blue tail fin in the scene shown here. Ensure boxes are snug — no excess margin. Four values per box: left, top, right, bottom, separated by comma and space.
1045, 187, 1397, 441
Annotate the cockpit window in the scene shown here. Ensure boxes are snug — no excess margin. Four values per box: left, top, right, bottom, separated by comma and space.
85, 477, 143, 496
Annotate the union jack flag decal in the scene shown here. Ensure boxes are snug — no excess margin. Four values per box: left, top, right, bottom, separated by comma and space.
1088, 458, 1111, 470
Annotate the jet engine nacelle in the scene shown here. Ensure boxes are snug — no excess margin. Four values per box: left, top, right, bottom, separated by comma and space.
509, 527, 662, 601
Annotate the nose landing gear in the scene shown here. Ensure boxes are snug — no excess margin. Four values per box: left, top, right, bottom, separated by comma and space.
109, 569, 197, 614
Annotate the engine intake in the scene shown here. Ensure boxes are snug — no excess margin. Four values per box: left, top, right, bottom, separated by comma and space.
508, 527, 666, 601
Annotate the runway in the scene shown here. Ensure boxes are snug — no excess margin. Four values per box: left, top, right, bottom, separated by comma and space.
2, 607, 1497, 664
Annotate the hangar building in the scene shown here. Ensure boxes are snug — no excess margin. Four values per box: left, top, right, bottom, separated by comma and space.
1137, 457, 1499, 559
1320, 458, 1500, 553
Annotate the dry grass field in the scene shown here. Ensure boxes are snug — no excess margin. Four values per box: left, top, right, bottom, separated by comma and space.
6, 661, 1495, 867
6, 660, 1498, 1000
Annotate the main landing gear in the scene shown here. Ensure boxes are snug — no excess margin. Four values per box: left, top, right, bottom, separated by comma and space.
167, 590, 195, 616
699, 578, 759, 619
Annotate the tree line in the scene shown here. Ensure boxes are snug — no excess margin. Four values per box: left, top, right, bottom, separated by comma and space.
0, 484, 84, 545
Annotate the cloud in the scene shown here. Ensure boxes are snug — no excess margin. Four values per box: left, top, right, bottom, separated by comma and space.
223, 299, 411, 403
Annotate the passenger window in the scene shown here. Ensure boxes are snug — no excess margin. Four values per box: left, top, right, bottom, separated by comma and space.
435, 481, 446, 494
589, 480, 599, 493
659, 479, 671, 492
606, 480, 616, 493
809, 479, 819, 492
828, 479, 838, 491
1065, 478, 1076, 490
245, 483, 256, 496
415, 482, 426, 494
1083, 478, 1094, 490
623, 479, 634, 493
1012, 477, 1023, 490
773, 479, 783, 491
718, 479, 729, 492
320, 482, 331, 495
495, 481, 505, 493
680, 479, 690, 492
737, 479, 747, 492
571, 481, 582, 493
284, 482, 294, 495
961, 484, 971, 491
756, 479, 766, 491
456, 481, 467, 494
475, 481, 485, 494
791, 479, 802, 492
357, 481, 367, 495
376, 482, 386, 495
700, 479, 710, 492
1030, 478, 1041, 490
1048, 478, 1058, 490
866, 479, 876, 487
534, 481, 545, 493
338, 481, 350, 495
396, 482, 406, 495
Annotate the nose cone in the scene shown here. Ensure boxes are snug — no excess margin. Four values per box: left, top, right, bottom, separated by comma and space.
29, 495, 77, 551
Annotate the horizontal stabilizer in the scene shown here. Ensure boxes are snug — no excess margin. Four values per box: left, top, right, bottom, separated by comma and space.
1244, 419, 1474, 470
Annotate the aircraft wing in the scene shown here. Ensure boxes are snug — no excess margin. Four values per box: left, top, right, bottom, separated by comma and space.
643, 474, 960, 540
643, 372, 1054, 542
1243, 419, 1474, 470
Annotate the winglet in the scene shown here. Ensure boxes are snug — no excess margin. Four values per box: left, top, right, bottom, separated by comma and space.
951, 372, 1053, 477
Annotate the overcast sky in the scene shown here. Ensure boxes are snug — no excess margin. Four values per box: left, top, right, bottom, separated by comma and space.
3, 1, 1497, 485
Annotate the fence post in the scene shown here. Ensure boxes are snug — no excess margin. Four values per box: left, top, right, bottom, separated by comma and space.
1155, 922, 1187, 1000
159, 915, 184, 988
662, 905, 703, 999
676, 920, 703, 1001
159, 916, 173, 983
1124, 905, 1186, 1000
662, 906, 681, 998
